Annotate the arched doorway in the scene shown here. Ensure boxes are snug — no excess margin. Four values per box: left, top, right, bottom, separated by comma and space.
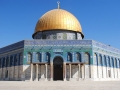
53, 56, 63, 81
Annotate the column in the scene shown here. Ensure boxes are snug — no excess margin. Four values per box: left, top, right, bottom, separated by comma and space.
30, 64, 33, 81
8, 56, 10, 80
50, 63, 53, 81
78, 64, 81, 81
36, 64, 38, 81
81, 64, 85, 80
64, 63, 66, 81
12, 56, 15, 80
17, 54, 19, 80
38, 65, 41, 81
1, 58, 3, 79
84, 64, 86, 80
45, 64, 47, 81
69, 64, 71, 81
4, 57, 7, 79
0, 60, 1, 79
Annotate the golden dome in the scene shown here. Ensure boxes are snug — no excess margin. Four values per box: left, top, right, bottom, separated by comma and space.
33, 9, 84, 38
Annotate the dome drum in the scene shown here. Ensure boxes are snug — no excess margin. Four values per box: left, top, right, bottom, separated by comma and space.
33, 30, 83, 40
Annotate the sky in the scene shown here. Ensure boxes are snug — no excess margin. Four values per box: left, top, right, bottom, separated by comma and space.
0, 0, 120, 49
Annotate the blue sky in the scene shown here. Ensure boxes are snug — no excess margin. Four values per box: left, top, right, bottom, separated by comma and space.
0, 0, 120, 49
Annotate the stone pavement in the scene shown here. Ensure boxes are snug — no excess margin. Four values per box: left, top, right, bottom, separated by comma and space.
0, 81, 119, 90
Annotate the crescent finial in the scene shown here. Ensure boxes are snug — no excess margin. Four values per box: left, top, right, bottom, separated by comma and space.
57, 1, 60, 9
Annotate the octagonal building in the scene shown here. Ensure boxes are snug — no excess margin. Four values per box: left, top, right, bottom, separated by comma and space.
0, 5, 120, 81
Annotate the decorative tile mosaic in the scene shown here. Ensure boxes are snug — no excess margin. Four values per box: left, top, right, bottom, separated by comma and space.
92, 40, 120, 53
0, 39, 120, 56
0, 40, 24, 54
24, 40, 92, 46
34, 30, 82, 40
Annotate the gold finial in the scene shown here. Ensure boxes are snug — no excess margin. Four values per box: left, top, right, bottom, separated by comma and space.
57, 1, 60, 9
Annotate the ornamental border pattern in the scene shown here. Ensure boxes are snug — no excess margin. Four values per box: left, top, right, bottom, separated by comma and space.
0, 40, 120, 54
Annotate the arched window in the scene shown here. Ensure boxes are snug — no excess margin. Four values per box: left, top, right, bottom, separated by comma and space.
85, 52, 91, 78
63, 33, 67, 39
67, 52, 72, 62
6, 57, 9, 67
76, 53, 81, 62
14, 55, 18, 66
94, 53, 97, 64
19, 53, 23, 65
10, 56, 13, 66
85, 52, 90, 65
119, 59, 120, 68
36, 53, 40, 61
104, 56, 107, 66
108, 57, 111, 67
111, 58, 114, 67
46, 52, 50, 62
98, 55, 102, 65
0, 58, 1, 67
27, 53, 32, 62
42, 34, 46, 39
114, 58, 117, 68
3, 57, 5, 67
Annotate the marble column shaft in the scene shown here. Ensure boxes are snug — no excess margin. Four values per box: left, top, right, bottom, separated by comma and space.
30, 64, 33, 81
69, 64, 71, 81
50, 63, 53, 81
45, 64, 47, 81
36, 64, 38, 81
64, 63, 66, 81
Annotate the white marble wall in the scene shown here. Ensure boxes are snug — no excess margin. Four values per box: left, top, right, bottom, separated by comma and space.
85, 65, 90, 79
0, 66, 23, 81
91, 65, 120, 81
47, 65, 51, 79
110, 68, 114, 78
0, 64, 120, 81
40, 65, 45, 80
24, 64, 51, 81
14, 66, 19, 80
24, 65, 31, 80
92, 66, 97, 79
103, 67, 107, 78
0, 68, 2, 79
9, 67, 14, 80
98, 66, 103, 78
66, 65, 70, 80
114, 68, 118, 78
71, 65, 79, 81
81, 65, 85, 79
118, 69, 120, 78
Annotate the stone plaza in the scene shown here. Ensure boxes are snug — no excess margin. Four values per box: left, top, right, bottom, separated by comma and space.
0, 81, 119, 90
